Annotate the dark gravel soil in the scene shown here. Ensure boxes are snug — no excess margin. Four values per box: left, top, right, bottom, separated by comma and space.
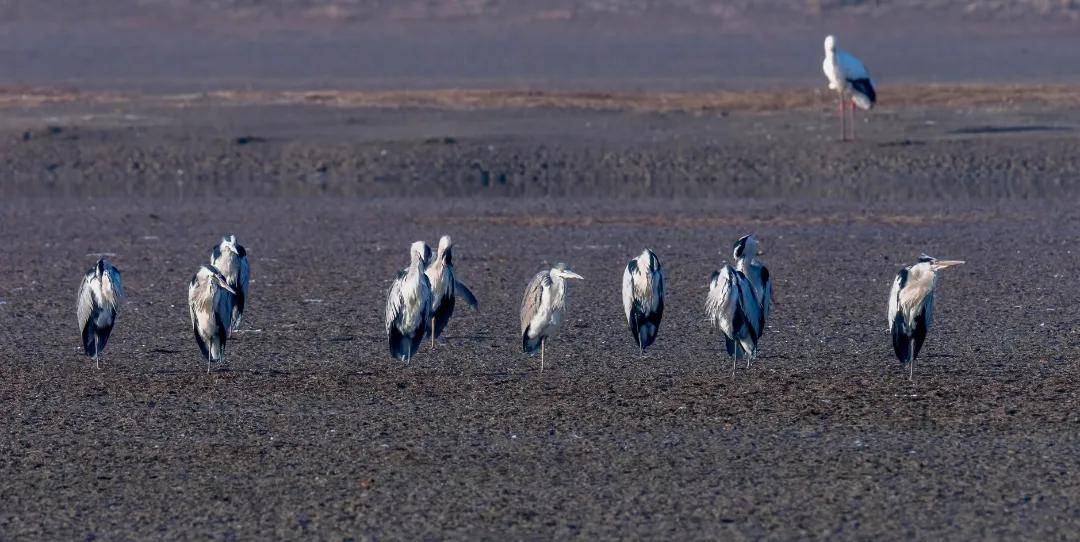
3, 105, 1080, 539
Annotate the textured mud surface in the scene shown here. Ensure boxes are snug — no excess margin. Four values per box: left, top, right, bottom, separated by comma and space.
2, 103, 1080, 539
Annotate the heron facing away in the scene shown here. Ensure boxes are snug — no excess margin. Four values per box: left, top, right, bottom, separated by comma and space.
385, 241, 433, 362
734, 234, 772, 358
210, 234, 249, 335
823, 34, 876, 141
425, 235, 479, 348
622, 249, 664, 354
188, 264, 237, 373
706, 264, 762, 375
520, 263, 584, 371
76, 258, 124, 368
888, 254, 964, 380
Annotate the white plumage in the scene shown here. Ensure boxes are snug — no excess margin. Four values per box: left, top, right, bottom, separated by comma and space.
621, 249, 664, 354
76, 258, 124, 368
823, 34, 876, 140
385, 241, 434, 362
188, 264, 237, 373
887, 254, 964, 380
520, 263, 584, 371
210, 234, 249, 336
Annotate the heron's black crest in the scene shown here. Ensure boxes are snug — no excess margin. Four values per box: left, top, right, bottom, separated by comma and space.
917, 254, 935, 264
733, 235, 750, 258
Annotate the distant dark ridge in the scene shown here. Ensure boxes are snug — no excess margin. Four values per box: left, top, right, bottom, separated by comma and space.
3, 129, 1077, 201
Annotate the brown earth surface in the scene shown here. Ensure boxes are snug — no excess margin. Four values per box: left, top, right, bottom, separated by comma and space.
2, 99, 1080, 538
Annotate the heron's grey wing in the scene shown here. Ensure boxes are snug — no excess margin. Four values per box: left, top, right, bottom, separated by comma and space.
77, 272, 95, 333
621, 261, 634, 321
455, 279, 479, 310
238, 251, 250, 298
420, 272, 434, 316
922, 290, 935, 331
735, 273, 763, 340
520, 271, 548, 335
385, 270, 407, 333
757, 264, 771, 320
105, 264, 124, 304
887, 269, 904, 331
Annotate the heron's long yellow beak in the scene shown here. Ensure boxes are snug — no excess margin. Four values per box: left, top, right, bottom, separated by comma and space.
932, 260, 965, 270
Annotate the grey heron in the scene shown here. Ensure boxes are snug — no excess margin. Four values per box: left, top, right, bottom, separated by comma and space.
76, 258, 124, 368
520, 263, 584, 372
385, 241, 434, 362
425, 235, 479, 348
210, 234, 249, 336
734, 234, 772, 361
622, 249, 664, 354
188, 264, 237, 373
888, 254, 964, 380
823, 35, 876, 141
706, 264, 762, 374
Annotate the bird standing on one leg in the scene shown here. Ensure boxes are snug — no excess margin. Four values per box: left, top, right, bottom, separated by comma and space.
188, 264, 237, 373
425, 235, 479, 349
822, 34, 876, 141
520, 263, 584, 372
76, 258, 125, 369
622, 249, 664, 355
706, 264, 762, 375
385, 241, 434, 362
888, 254, 964, 380
210, 234, 249, 336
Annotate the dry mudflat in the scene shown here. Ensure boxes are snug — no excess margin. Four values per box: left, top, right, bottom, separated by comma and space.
2, 96, 1080, 539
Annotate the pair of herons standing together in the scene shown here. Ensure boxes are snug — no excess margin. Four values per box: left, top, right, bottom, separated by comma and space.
77, 235, 250, 372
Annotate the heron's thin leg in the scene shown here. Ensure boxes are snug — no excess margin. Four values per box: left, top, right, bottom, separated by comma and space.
431, 317, 436, 349
541, 338, 545, 373
746, 352, 751, 370
850, 103, 856, 141
909, 339, 915, 381
839, 92, 846, 141
732, 350, 737, 377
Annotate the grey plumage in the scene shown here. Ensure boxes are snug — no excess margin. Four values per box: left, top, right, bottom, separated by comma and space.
424, 235, 479, 347
188, 264, 237, 373
622, 249, 664, 353
733, 234, 772, 358
520, 263, 584, 371
887, 254, 964, 380
385, 241, 434, 362
76, 258, 124, 368
209, 234, 249, 336
705, 264, 762, 374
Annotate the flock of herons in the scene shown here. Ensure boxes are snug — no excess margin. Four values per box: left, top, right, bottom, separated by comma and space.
75, 36, 951, 378
78, 232, 963, 380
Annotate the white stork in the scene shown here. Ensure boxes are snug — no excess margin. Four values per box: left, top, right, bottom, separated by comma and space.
823, 34, 876, 141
